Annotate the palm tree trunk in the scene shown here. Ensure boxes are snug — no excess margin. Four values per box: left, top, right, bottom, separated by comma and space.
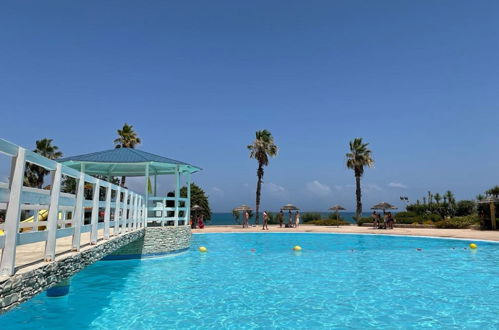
355, 174, 362, 222
121, 176, 126, 187
255, 165, 263, 225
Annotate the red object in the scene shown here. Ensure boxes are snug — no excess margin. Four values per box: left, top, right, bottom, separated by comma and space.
198, 218, 205, 229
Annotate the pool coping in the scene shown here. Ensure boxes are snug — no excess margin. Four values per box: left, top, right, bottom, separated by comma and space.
192, 228, 499, 244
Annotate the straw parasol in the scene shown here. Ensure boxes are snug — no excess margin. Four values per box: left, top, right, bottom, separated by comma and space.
233, 204, 253, 212
329, 205, 346, 219
281, 204, 299, 211
371, 202, 397, 213
191, 204, 204, 211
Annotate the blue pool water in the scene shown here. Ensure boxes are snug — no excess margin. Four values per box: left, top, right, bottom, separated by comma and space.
2, 233, 499, 329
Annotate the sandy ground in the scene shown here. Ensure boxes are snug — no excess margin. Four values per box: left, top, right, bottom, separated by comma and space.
193, 224, 499, 242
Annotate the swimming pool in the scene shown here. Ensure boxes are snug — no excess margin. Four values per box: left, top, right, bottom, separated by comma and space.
2, 233, 499, 329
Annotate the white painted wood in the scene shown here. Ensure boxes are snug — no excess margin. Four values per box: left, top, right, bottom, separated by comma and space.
44, 163, 62, 261
122, 190, 128, 233
129, 193, 135, 230
72, 165, 86, 251
103, 184, 112, 239
145, 164, 149, 224
90, 181, 100, 244
0, 148, 26, 276
114, 187, 121, 235
186, 171, 191, 226
134, 194, 139, 229
174, 166, 180, 227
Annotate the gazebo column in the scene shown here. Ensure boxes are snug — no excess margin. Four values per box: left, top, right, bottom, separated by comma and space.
144, 164, 149, 226
174, 166, 180, 226
186, 171, 191, 226
154, 174, 157, 196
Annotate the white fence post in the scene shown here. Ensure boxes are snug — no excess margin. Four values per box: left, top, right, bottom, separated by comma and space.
122, 190, 128, 233
0, 148, 26, 276
90, 181, 100, 244
44, 163, 62, 261
174, 166, 180, 226
72, 169, 85, 251
103, 184, 112, 239
130, 193, 134, 230
133, 193, 139, 229
186, 171, 191, 226
114, 187, 121, 235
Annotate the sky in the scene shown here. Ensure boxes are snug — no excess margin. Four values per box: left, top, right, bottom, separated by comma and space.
1, 1, 499, 212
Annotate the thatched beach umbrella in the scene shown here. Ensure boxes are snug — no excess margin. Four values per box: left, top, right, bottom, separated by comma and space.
233, 204, 253, 212
281, 204, 299, 211
329, 205, 346, 219
371, 202, 397, 213
233, 205, 253, 227
281, 204, 299, 225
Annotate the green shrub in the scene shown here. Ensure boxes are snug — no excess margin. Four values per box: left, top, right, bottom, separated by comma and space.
356, 217, 372, 226
434, 215, 480, 229
328, 213, 344, 221
395, 211, 418, 219
305, 219, 350, 226
455, 200, 476, 216
302, 212, 322, 222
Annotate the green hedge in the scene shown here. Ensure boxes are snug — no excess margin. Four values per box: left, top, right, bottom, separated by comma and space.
304, 219, 350, 226
302, 212, 322, 222
356, 217, 372, 226
434, 215, 480, 229
394, 212, 441, 224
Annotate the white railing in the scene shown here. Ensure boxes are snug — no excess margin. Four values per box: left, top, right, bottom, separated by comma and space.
0, 138, 146, 276
146, 197, 189, 226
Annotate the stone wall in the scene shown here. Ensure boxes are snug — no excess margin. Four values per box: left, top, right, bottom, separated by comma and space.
0, 229, 145, 314
107, 226, 191, 259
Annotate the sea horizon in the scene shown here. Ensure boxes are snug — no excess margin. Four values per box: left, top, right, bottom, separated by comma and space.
207, 211, 377, 225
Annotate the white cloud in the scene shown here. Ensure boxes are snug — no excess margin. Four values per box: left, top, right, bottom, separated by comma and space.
212, 186, 224, 196
306, 180, 332, 197
388, 182, 407, 189
265, 182, 286, 193
364, 184, 383, 192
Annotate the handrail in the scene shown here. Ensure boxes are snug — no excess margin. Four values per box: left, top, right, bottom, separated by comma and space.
0, 138, 147, 276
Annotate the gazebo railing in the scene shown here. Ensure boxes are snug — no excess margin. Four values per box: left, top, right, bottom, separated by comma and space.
0, 138, 146, 276
146, 196, 188, 226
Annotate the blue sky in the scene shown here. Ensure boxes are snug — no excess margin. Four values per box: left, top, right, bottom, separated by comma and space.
1, 1, 499, 212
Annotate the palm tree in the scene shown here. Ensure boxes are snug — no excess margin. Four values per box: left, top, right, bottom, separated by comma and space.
247, 130, 278, 225
114, 123, 141, 187
434, 193, 442, 205
346, 138, 374, 222
445, 190, 455, 205
24, 138, 63, 188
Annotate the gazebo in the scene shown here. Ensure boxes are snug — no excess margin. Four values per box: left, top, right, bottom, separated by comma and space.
59, 148, 201, 226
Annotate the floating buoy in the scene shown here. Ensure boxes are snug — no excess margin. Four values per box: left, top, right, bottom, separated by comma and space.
293, 245, 302, 251
199, 246, 208, 252
469, 243, 477, 249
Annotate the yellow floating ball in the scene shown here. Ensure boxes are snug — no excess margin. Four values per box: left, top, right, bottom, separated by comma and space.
199, 246, 208, 252
469, 243, 477, 249
293, 245, 302, 251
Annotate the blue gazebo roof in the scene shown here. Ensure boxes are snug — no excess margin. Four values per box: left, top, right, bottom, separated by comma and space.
58, 148, 201, 176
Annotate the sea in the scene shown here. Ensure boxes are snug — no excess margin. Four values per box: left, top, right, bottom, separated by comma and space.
207, 212, 371, 225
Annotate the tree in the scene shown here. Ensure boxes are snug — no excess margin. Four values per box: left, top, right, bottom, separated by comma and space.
24, 138, 63, 188
434, 193, 442, 205
179, 183, 211, 222
113, 123, 141, 187
346, 138, 374, 222
247, 130, 278, 225
486, 186, 499, 197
